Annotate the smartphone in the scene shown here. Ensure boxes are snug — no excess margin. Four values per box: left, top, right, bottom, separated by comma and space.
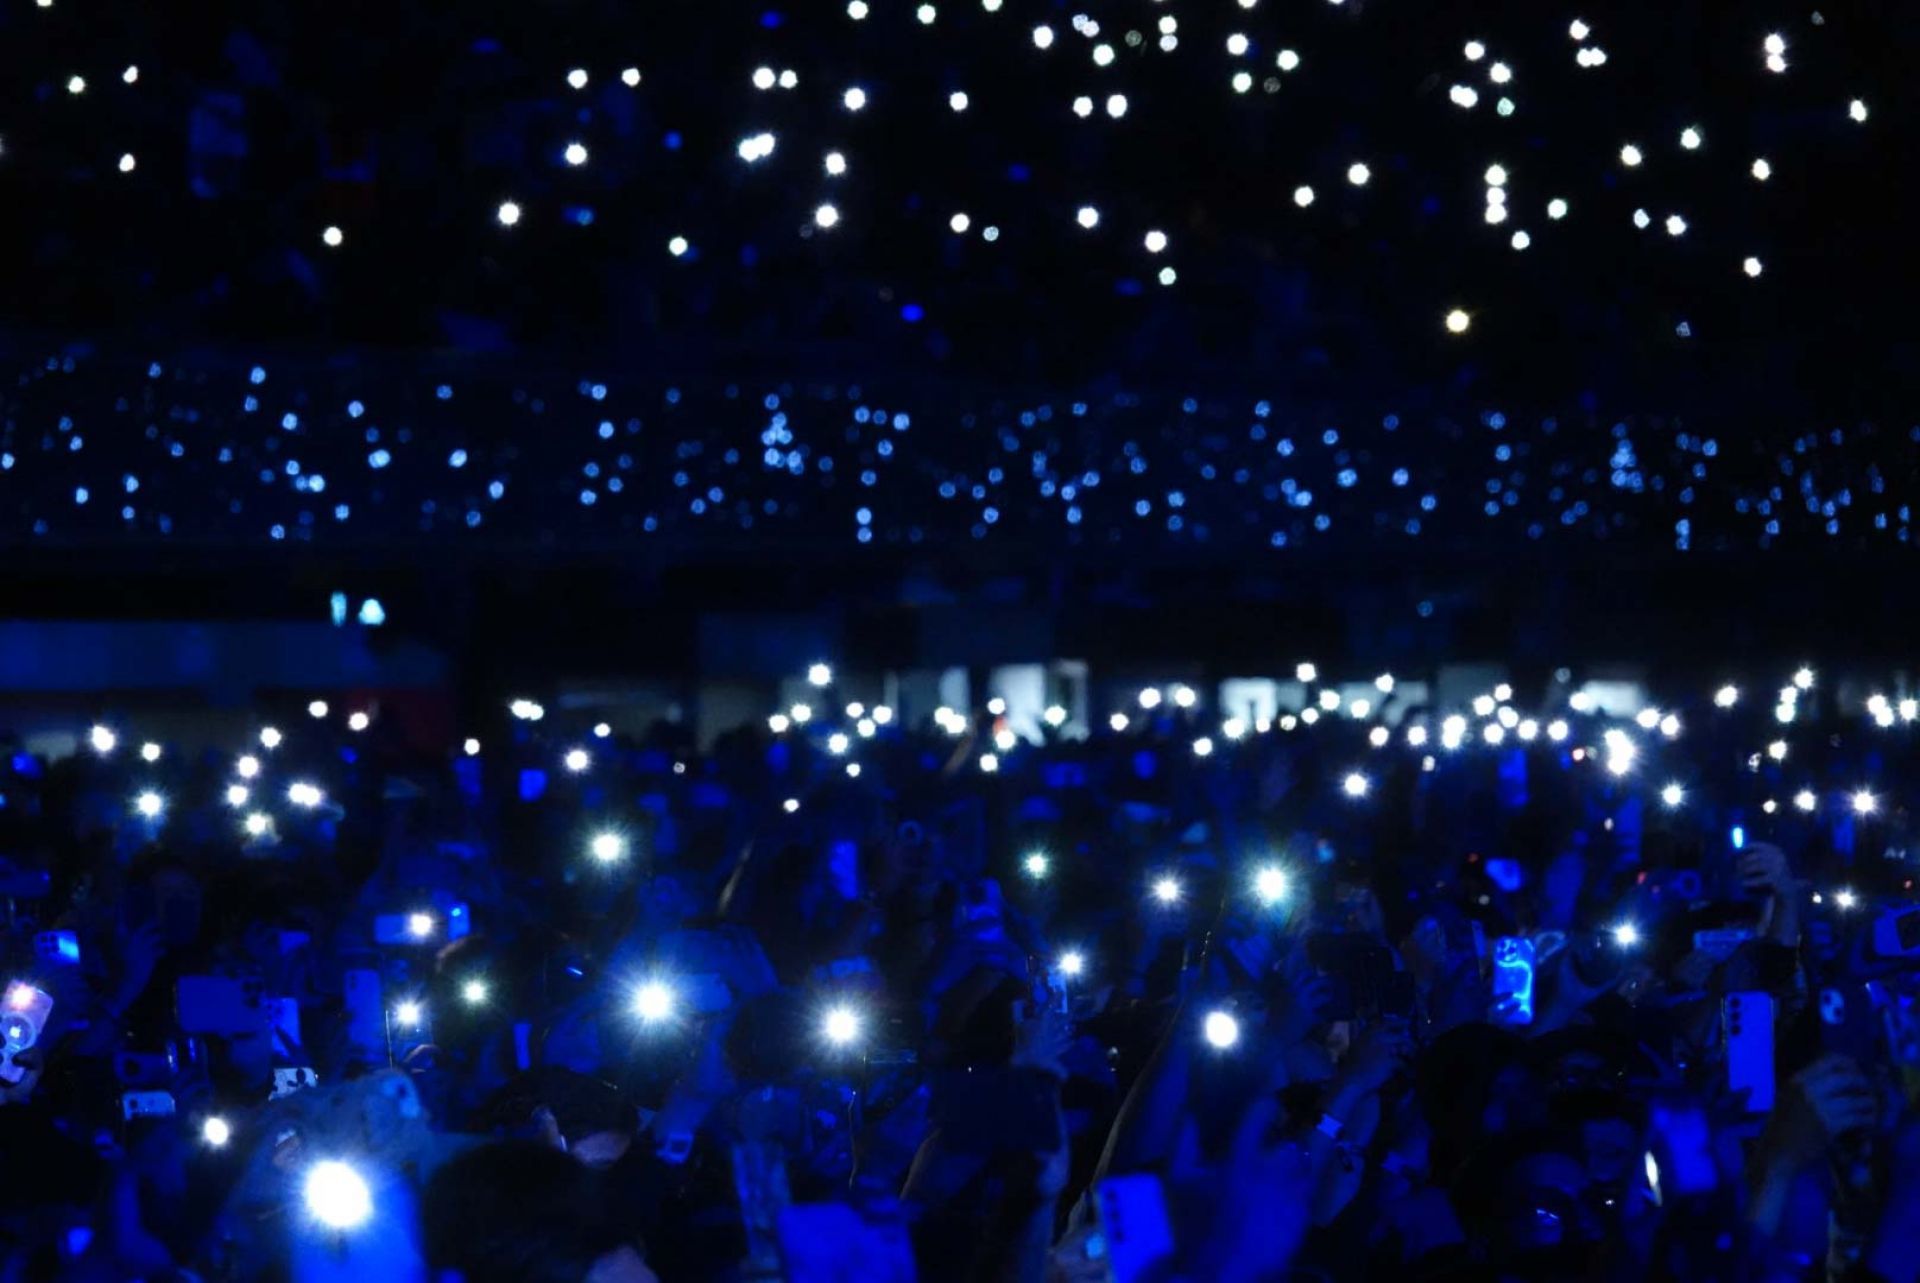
1096, 1174, 1177, 1283
1872, 906, 1920, 958
35, 931, 80, 966
2, 982, 53, 1053
1646, 1100, 1717, 1199
928, 1067, 1062, 1156
175, 976, 267, 1037
1491, 937, 1535, 1027
342, 969, 385, 1061
120, 1091, 177, 1121
1725, 991, 1775, 1112
115, 1048, 178, 1088
266, 996, 301, 1056
271, 1067, 318, 1100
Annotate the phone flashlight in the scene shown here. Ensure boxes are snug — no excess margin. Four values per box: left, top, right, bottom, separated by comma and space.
1252, 865, 1288, 907
1611, 923, 1640, 947
303, 1161, 373, 1231
564, 748, 590, 773
134, 791, 164, 819
394, 1001, 424, 1027
406, 912, 434, 939
1202, 1010, 1240, 1050
201, 1115, 232, 1147
287, 782, 323, 808
822, 1005, 861, 1047
1151, 875, 1183, 905
1342, 771, 1369, 799
633, 981, 675, 1023
1058, 950, 1085, 979
461, 980, 489, 1005
1023, 853, 1050, 879
88, 725, 116, 754
590, 833, 626, 863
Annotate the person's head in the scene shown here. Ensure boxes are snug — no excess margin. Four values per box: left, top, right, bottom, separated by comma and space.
1452, 1130, 1601, 1279
422, 1139, 656, 1283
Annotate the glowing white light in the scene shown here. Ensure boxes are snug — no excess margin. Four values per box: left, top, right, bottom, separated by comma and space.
1092, 43, 1114, 66
1109, 713, 1130, 732
461, 979, 488, 1004
1445, 308, 1471, 334
87, 724, 117, 754
1768, 740, 1788, 761
1712, 684, 1739, 708
1853, 790, 1878, 816
1043, 704, 1068, 728
1659, 714, 1681, 739
767, 713, 790, 734
1077, 205, 1101, 229
561, 141, 589, 168
1794, 789, 1817, 812
202, 1116, 232, 1146
1192, 736, 1214, 758
1489, 62, 1512, 84
1072, 94, 1095, 117
823, 1006, 861, 1045
783, 798, 801, 813
1024, 853, 1050, 878
66, 75, 86, 95
1547, 198, 1569, 221
1342, 771, 1370, 798
752, 66, 776, 90
1794, 667, 1815, 690
317, 224, 345, 249
1033, 24, 1054, 48
814, 203, 844, 230
260, 727, 283, 749
1254, 866, 1288, 906
948, 90, 970, 112
566, 68, 589, 90
1836, 888, 1859, 910
622, 67, 642, 86
1406, 725, 1429, 748
287, 782, 324, 808
1547, 719, 1570, 742
1635, 708, 1661, 730
978, 753, 999, 773
1059, 951, 1085, 978
1611, 923, 1640, 947
395, 1001, 423, 1027
406, 912, 434, 939
241, 811, 273, 838
1619, 144, 1643, 167
1569, 19, 1590, 39
1484, 163, 1509, 187
118, 152, 137, 174
1203, 1010, 1240, 1049
1450, 84, 1479, 109
1152, 875, 1183, 905
1764, 33, 1786, 55
1665, 214, 1688, 237
634, 982, 674, 1022
134, 791, 164, 819
493, 200, 518, 226
1661, 782, 1685, 808
304, 1162, 373, 1230
1347, 162, 1371, 186
236, 754, 261, 780
344, 711, 369, 733
1277, 49, 1300, 71
1226, 32, 1250, 56
1464, 41, 1486, 61
1751, 158, 1772, 181
1850, 99, 1868, 123
591, 833, 625, 863
1766, 52, 1787, 73
1509, 230, 1532, 251
1292, 184, 1316, 208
